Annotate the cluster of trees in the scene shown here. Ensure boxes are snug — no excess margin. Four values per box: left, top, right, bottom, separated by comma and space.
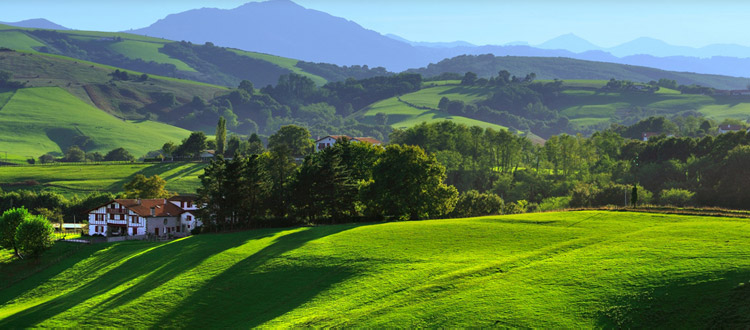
0, 207, 54, 259
38, 146, 135, 164
0, 70, 25, 89
109, 69, 148, 82
195, 125, 461, 231
602, 79, 660, 93
391, 118, 750, 211
0, 189, 113, 226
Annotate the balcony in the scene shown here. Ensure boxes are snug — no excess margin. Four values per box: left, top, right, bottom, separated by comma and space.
107, 219, 127, 225
107, 208, 128, 215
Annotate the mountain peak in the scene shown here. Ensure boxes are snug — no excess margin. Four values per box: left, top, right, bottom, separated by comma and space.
537, 34, 601, 53
0, 18, 69, 30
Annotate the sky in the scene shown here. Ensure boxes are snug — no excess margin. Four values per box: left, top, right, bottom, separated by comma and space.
2, 0, 750, 47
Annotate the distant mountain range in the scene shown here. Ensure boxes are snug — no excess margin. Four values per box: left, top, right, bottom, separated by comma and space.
7, 0, 750, 80
0, 18, 68, 30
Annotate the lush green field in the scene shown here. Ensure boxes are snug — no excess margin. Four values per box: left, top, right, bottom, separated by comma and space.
0, 162, 206, 197
1, 211, 749, 327
0, 30, 44, 52
107, 40, 196, 72
229, 48, 328, 86
0, 87, 191, 157
355, 85, 507, 131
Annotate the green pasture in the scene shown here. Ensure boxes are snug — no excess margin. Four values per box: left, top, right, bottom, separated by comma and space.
108, 40, 196, 72
0, 87, 190, 157
0, 31, 45, 52
0, 162, 206, 197
1, 211, 749, 327
229, 49, 327, 85
356, 86, 505, 130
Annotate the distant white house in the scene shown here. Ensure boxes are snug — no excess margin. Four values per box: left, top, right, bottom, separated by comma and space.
642, 132, 660, 141
315, 135, 382, 152
87, 197, 201, 238
718, 124, 744, 134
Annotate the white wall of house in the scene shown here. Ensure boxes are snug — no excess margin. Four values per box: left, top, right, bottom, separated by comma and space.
315, 137, 338, 151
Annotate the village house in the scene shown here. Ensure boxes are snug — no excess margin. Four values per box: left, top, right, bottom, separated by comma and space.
87, 197, 201, 238
718, 124, 744, 134
641, 132, 660, 141
315, 135, 382, 152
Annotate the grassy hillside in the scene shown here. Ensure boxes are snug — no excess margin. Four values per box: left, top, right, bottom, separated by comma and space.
408, 54, 750, 90
353, 84, 507, 131
1, 211, 749, 327
0, 87, 190, 158
550, 80, 750, 130
0, 162, 206, 197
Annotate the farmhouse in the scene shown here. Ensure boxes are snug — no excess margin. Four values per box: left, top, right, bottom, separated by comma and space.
641, 132, 660, 141
718, 124, 744, 134
315, 135, 382, 152
88, 198, 201, 238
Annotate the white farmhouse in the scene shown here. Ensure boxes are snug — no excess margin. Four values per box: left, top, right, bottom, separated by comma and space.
87, 198, 201, 238
315, 135, 382, 152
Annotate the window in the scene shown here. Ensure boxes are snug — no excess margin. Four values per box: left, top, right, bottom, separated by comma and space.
187, 215, 192, 221
120, 214, 125, 220
109, 214, 114, 220
111, 203, 115, 208
187, 201, 192, 208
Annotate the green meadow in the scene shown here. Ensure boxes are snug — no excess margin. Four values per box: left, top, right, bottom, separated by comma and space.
0, 162, 206, 197
229, 48, 328, 85
355, 85, 507, 131
107, 40, 196, 72
1, 211, 749, 327
0, 87, 191, 158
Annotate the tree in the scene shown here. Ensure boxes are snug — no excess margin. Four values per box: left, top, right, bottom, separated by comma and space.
64, 145, 86, 162
38, 153, 56, 164
0, 207, 30, 258
293, 145, 358, 222
176, 132, 208, 157
162, 141, 177, 158
631, 186, 638, 207
104, 147, 135, 162
263, 145, 297, 218
374, 112, 388, 126
461, 71, 477, 85
361, 145, 458, 220
14, 215, 54, 258
238, 80, 254, 94
248, 133, 265, 154
267, 125, 313, 157
123, 174, 172, 199
216, 116, 227, 156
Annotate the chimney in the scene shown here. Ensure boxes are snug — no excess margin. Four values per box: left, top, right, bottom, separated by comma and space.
150, 207, 155, 216
137, 199, 141, 205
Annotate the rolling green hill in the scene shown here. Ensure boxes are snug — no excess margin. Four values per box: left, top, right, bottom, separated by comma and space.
408, 54, 750, 90
0, 87, 191, 158
1, 211, 749, 327
353, 84, 507, 131
0, 162, 206, 197
353, 80, 750, 137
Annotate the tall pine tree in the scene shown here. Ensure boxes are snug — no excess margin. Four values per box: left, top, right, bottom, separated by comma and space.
216, 116, 227, 157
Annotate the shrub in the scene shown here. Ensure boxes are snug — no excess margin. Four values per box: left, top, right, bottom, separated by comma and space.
659, 188, 695, 207
14, 215, 54, 258
0, 207, 30, 256
450, 190, 504, 218
539, 196, 571, 211
504, 200, 528, 214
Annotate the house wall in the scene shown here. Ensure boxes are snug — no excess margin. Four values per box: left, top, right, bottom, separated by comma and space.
146, 216, 182, 236
316, 137, 338, 151
88, 202, 146, 237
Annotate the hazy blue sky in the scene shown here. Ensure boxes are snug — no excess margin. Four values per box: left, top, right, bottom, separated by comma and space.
2, 0, 749, 47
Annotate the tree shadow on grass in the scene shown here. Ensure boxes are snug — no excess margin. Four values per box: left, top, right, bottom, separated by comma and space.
596, 269, 750, 328
0, 229, 277, 328
154, 223, 368, 328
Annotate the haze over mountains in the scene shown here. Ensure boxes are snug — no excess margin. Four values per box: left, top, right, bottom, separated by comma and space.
0, 18, 69, 30
6, 0, 750, 80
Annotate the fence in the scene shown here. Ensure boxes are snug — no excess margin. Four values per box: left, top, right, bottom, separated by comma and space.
106, 235, 146, 243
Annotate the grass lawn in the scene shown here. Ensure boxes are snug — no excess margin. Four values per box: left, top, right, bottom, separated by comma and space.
0, 87, 191, 157
0, 162, 206, 198
1, 211, 749, 327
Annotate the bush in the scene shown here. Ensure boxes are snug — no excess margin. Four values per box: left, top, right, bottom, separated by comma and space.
190, 226, 202, 235
504, 200, 528, 214
14, 215, 54, 258
539, 196, 571, 211
450, 190, 504, 218
0, 207, 30, 256
659, 188, 695, 207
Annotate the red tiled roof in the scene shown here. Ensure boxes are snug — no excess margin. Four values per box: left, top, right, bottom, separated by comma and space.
719, 124, 743, 130
353, 137, 382, 144
111, 199, 187, 217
